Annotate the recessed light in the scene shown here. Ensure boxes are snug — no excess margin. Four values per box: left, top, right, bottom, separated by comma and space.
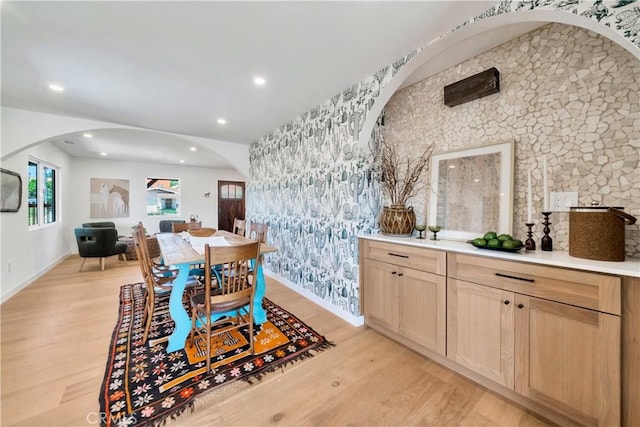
83, 133, 93, 138
217, 118, 227, 125
449, 165, 456, 169
100, 152, 107, 156
190, 147, 197, 151
48, 83, 64, 92
474, 178, 480, 182
180, 160, 185, 163
253, 76, 266, 86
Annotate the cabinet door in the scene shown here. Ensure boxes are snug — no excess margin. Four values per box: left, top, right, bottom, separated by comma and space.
515, 295, 620, 426
447, 279, 515, 388
363, 259, 398, 332
398, 268, 446, 355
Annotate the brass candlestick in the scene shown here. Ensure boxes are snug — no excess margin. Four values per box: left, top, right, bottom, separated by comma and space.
525, 223, 536, 251
541, 212, 553, 251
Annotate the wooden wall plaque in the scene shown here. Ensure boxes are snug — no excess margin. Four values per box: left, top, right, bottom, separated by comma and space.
444, 67, 500, 107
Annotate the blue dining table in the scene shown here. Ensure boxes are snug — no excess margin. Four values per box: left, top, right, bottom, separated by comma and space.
155, 230, 277, 353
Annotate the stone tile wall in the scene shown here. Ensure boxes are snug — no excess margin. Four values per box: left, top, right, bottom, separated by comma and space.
384, 23, 640, 257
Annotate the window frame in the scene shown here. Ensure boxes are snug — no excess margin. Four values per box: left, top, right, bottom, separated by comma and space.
28, 158, 59, 229
146, 177, 181, 217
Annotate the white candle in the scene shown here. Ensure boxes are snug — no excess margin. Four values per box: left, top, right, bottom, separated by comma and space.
527, 168, 532, 223
543, 156, 549, 212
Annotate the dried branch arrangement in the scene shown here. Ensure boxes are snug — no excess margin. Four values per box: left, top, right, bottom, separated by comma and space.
375, 139, 433, 206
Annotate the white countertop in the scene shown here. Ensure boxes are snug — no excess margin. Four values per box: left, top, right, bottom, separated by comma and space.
359, 233, 640, 278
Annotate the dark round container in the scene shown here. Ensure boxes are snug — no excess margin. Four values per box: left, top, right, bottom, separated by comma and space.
569, 207, 636, 262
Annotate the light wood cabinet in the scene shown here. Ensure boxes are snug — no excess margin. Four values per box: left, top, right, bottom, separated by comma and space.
363, 259, 398, 332
448, 254, 621, 427
360, 238, 629, 427
361, 241, 446, 356
447, 278, 515, 388
397, 266, 446, 355
515, 294, 620, 426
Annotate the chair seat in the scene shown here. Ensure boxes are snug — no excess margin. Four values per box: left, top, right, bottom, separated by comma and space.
113, 241, 128, 255
143, 275, 199, 290
190, 291, 251, 313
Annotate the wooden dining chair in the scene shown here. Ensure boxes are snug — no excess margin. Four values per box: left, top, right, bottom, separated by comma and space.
133, 224, 198, 343
248, 222, 268, 244
172, 221, 202, 233
158, 219, 185, 233
133, 226, 171, 343
232, 218, 246, 236
188, 241, 260, 373
171, 220, 208, 277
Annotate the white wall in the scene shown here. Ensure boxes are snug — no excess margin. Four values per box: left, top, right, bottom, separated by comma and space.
1, 149, 244, 302
1, 142, 72, 301
67, 158, 244, 251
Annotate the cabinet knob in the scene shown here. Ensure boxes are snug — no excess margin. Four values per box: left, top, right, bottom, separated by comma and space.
398, 273, 404, 277
391, 271, 397, 275
517, 303, 524, 309
504, 300, 510, 305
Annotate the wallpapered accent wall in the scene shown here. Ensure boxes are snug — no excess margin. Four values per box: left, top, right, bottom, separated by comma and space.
248, 85, 388, 317
248, 0, 640, 320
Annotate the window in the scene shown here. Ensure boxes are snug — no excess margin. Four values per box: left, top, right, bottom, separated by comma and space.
28, 159, 58, 227
146, 178, 180, 215
220, 183, 243, 199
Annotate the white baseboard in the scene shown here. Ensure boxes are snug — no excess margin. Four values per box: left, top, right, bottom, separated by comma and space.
264, 269, 365, 327
1, 252, 70, 304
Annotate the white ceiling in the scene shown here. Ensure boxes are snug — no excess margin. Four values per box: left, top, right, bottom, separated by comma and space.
1, 1, 544, 169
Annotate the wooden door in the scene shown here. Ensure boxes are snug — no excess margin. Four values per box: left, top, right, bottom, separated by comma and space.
447, 279, 515, 388
363, 259, 398, 333
398, 268, 446, 356
217, 181, 245, 232
514, 295, 620, 426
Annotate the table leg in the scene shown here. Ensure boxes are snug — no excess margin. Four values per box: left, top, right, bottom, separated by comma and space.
166, 263, 191, 353
253, 261, 267, 324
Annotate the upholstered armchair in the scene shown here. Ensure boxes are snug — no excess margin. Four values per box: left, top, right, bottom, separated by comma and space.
74, 227, 128, 272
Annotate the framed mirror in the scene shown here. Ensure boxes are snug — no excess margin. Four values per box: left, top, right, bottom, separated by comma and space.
1, 168, 23, 213
428, 141, 514, 240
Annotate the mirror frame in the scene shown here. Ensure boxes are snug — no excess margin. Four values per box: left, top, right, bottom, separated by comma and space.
428, 140, 514, 241
0, 168, 23, 213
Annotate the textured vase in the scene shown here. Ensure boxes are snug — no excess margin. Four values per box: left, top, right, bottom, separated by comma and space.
380, 205, 416, 236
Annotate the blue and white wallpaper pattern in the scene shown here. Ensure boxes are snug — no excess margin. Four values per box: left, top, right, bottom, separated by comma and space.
248, 0, 640, 319
248, 87, 387, 317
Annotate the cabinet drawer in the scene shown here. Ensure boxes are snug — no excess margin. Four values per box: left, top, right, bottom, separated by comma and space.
448, 253, 621, 315
364, 240, 446, 275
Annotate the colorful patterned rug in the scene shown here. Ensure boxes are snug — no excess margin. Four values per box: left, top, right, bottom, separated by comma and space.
99, 283, 333, 426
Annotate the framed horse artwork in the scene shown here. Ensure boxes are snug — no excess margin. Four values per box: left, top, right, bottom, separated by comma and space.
90, 178, 130, 218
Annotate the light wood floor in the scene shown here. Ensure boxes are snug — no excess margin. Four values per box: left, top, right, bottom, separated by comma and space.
1, 255, 553, 426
